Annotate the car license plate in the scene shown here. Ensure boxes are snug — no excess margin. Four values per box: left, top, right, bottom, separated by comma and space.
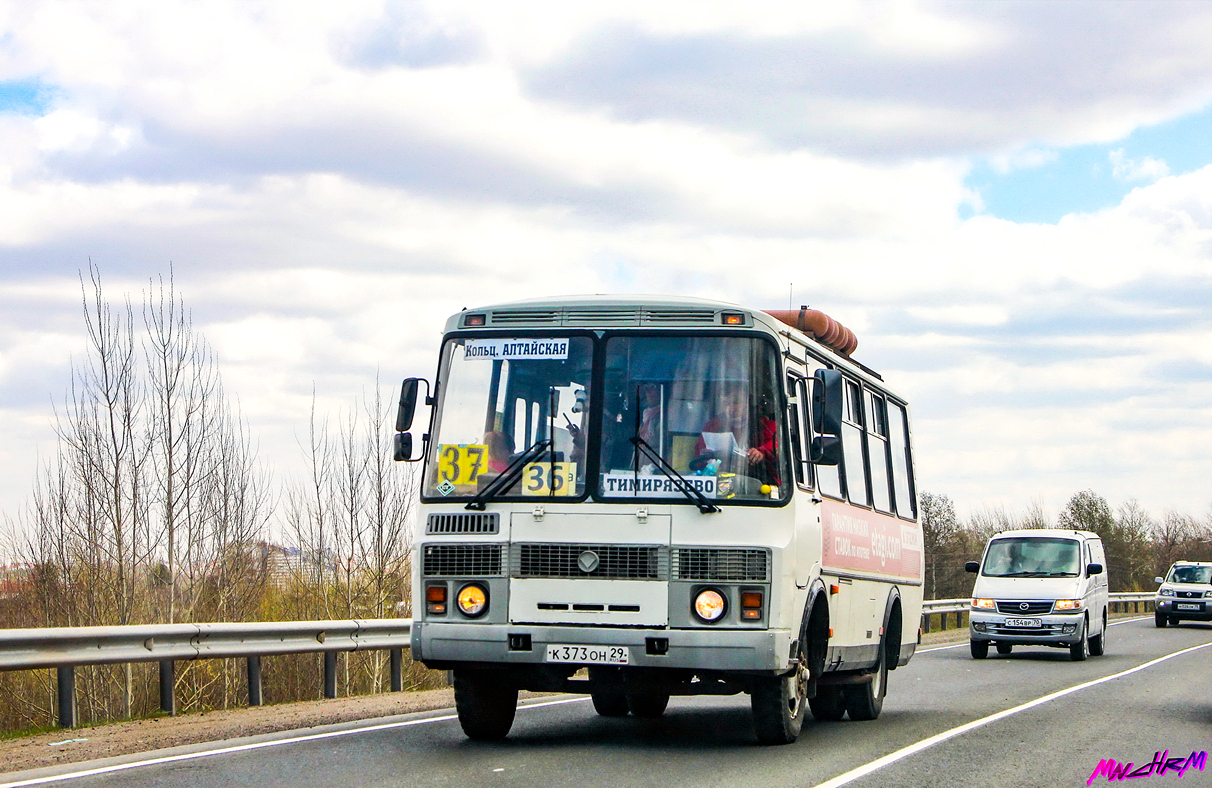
1176, 603, 1200, 611
1003, 618, 1042, 628
545, 644, 630, 665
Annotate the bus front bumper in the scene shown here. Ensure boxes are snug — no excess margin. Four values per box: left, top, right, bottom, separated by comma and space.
412, 621, 792, 672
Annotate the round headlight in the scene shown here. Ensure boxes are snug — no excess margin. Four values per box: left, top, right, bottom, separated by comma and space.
693, 588, 727, 622
456, 583, 488, 617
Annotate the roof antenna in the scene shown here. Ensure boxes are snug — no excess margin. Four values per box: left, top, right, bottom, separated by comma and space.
788, 283, 792, 310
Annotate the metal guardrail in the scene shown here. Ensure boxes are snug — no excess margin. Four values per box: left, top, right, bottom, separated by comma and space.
0, 619, 412, 729
919, 592, 1156, 634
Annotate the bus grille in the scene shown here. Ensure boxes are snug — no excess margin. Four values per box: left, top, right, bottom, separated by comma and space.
643, 309, 717, 325
426, 513, 499, 535
422, 544, 504, 577
672, 548, 769, 581
512, 544, 665, 580
489, 309, 559, 325
995, 600, 1053, 615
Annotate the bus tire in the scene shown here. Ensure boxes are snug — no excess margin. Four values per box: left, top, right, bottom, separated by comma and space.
625, 689, 669, 719
453, 670, 517, 740
843, 648, 886, 721
589, 666, 629, 716
808, 686, 846, 721
751, 661, 808, 744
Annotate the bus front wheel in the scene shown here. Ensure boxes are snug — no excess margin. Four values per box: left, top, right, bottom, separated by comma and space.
453, 670, 518, 740
751, 660, 808, 744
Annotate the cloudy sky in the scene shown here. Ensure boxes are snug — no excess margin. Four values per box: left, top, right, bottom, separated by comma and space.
1, 0, 1210, 525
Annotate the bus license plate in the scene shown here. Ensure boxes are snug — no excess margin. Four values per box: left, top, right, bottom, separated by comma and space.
1176, 603, 1200, 611
545, 645, 630, 665
1003, 618, 1041, 628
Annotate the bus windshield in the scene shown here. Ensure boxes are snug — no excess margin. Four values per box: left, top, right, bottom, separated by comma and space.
424, 336, 593, 499
598, 335, 786, 503
982, 537, 1081, 578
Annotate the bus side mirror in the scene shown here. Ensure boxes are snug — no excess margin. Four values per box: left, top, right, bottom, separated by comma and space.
965, 561, 980, 573
812, 369, 843, 436
393, 432, 422, 462
810, 435, 841, 465
396, 378, 422, 432
1086, 563, 1103, 576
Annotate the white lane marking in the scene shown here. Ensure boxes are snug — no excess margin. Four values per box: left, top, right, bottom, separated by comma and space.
0, 697, 591, 788
915, 615, 1150, 654
809, 640, 1212, 788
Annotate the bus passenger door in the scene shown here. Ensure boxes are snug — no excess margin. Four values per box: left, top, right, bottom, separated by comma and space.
788, 375, 820, 587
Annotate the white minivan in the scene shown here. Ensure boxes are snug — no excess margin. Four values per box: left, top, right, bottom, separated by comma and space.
965, 529, 1109, 661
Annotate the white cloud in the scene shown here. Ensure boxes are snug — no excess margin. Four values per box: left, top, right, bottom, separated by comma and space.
1109, 148, 1171, 182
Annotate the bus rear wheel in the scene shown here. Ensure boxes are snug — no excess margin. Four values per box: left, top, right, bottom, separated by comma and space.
843, 652, 886, 721
453, 670, 518, 740
808, 685, 845, 721
752, 660, 808, 744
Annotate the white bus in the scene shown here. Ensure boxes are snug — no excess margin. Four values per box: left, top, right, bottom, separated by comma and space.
394, 296, 923, 744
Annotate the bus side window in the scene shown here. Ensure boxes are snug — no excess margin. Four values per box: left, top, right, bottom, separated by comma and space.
841, 379, 870, 507
807, 374, 842, 498
786, 374, 811, 489
865, 389, 893, 514
887, 401, 916, 519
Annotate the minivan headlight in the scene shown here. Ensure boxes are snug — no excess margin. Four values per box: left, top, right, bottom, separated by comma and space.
1054, 599, 1082, 611
1159, 588, 1175, 597
972, 598, 995, 610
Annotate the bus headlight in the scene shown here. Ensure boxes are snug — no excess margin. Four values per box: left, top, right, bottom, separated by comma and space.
456, 584, 488, 618
693, 589, 727, 622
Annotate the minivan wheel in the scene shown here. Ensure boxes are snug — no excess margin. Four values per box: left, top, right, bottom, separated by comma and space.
1089, 612, 1106, 656
1169, 616, 1180, 626
1069, 619, 1089, 662
996, 643, 1012, 655
970, 639, 989, 659
1155, 611, 1167, 628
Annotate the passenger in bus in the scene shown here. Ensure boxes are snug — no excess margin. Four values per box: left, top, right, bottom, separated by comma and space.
692, 388, 778, 484
484, 431, 514, 473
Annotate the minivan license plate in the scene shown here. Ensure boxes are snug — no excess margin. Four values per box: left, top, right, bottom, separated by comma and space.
545, 645, 630, 665
1176, 603, 1200, 611
1003, 618, 1041, 628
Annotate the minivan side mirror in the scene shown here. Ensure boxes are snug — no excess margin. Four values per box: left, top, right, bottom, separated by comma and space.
811, 368, 843, 436
1086, 563, 1103, 576
965, 561, 980, 573
1154, 576, 1165, 585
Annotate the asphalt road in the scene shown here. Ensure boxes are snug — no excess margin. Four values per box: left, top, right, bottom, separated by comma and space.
6, 616, 1210, 788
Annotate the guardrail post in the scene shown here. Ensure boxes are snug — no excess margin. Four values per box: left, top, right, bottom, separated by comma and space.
922, 613, 931, 634
390, 648, 403, 692
158, 660, 176, 715
56, 666, 76, 728
247, 656, 263, 707
324, 651, 338, 699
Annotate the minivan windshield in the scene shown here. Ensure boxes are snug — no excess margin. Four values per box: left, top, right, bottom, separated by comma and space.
982, 537, 1081, 578
1168, 566, 1212, 585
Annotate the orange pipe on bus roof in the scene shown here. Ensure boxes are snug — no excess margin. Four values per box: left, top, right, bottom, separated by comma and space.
763, 308, 858, 356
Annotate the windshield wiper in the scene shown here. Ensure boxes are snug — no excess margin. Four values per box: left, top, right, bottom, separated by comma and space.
465, 439, 552, 511
629, 436, 720, 514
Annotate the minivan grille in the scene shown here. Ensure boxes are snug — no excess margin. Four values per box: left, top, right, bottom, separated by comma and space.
995, 600, 1053, 615
672, 548, 769, 581
422, 544, 504, 577
426, 513, 499, 535
513, 544, 664, 580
